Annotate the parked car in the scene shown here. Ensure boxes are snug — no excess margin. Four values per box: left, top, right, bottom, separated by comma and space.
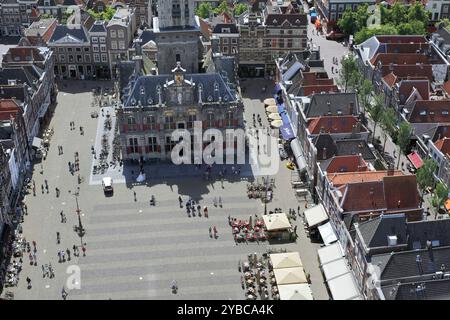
326, 30, 346, 41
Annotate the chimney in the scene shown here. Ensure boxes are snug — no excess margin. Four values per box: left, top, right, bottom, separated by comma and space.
416, 254, 423, 275
349, 101, 354, 115
322, 147, 327, 160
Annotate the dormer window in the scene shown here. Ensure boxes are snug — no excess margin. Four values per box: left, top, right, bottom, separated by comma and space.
443, 111, 449, 115
419, 110, 426, 116
222, 28, 230, 33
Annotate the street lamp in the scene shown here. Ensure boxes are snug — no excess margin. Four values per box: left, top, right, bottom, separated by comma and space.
73, 189, 85, 238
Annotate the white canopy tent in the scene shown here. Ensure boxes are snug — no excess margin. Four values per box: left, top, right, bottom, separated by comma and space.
263, 213, 291, 231
270, 252, 303, 269
273, 267, 308, 285
304, 204, 328, 228
32, 137, 43, 148
318, 222, 338, 246
317, 242, 344, 265
266, 105, 278, 113
268, 113, 282, 120
278, 283, 313, 300
327, 272, 362, 300
270, 119, 283, 128
322, 258, 350, 281
264, 98, 276, 106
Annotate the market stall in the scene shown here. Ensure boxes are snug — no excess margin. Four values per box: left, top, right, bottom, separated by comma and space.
262, 213, 292, 240
264, 98, 276, 106
303, 204, 328, 240
273, 267, 308, 285
326, 272, 362, 300
317, 242, 344, 265
269, 252, 303, 269
278, 283, 313, 300
266, 105, 278, 113
317, 222, 338, 246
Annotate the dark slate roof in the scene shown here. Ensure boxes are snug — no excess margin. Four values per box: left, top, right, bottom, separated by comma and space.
313, 133, 337, 161
89, 20, 107, 33
357, 214, 407, 249
335, 139, 376, 160
123, 72, 236, 108
138, 30, 157, 46
0, 66, 40, 90
407, 219, 450, 250
383, 279, 450, 300
305, 93, 358, 118
212, 23, 239, 34
49, 25, 89, 44
118, 61, 135, 95
0, 86, 26, 102
37, 0, 57, 6
372, 246, 450, 281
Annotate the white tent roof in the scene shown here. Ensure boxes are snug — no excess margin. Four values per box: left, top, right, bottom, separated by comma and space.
327, 272, 362, 300
102, 177, 112, 186
263, 213, 291, 231
32, 137, 43, 148
274, 267, 307, 285
264, 98, 276, 105
318, 222, 338, 246
278, 283, 313, 300
266, 105, 278, 113
304, 204, 328, 228
270, 252, 303, 269
317, 242, 344, 265
322, 258, 350, 281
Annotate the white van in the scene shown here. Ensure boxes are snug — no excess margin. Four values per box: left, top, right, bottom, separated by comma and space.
102, 177, 113, 194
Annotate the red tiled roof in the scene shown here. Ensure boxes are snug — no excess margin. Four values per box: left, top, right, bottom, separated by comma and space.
408, 100, 450, 123
302, 85, 339, 96
380, 64, 433, 82
434, 137, 450, 156
307, 115, 364, 135
376, 35, 428, 44
302, 72, 334, 86
443, 81, 450, 95
325, 155, 368, 174
397, 80, 430, 102
342, 181, 386, 212
340, 174, 420, 214
5, 47, 44, 63
370, 53, 428, 67
383, 175, 420, 209
328, 170, 403, 187
382, 72, 397, 88
0, 99, 20, 121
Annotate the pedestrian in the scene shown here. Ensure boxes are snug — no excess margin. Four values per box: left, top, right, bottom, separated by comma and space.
209, 226, 212, 238
33, 253, 37, 265
62, 287, 67, 300
60, 145, 63, 154
228, 214, 231, 225
56, 231, 60, 244
82, 246, 86, 257
61, 251, 65, 262
178, 196, 182, 207
29, 252, 33, 264
26, 277, 31, 289
73, 245, 77, 256
42, 265, 46, 278
331, 66, 334, 73
24, 204, 28, 215
41, 184, 44, 194
294, 225, 298, 234
133, 191, 137, 202
56, 187, 60, 197
60, 211, 64, 223
66, 248, 71, 261
32, 240, 36, 248
204, 206, 208, 218
305, 201, 308, 209
68, 161, 71, 170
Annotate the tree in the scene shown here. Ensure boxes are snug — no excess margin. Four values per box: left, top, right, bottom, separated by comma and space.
213, 1, 231, 16
380, 108, 396, 153
87, 7, 116, 21
407, 3, 429, 27
432, 181, 448, 218
338, 9, 357, 35
233, 3, 247, 16
355, 24, 398, 44
416, 159, 438, 206
338, 54, 359, 93
356, 79, 373, 117
196, 2, 213, 19
389, 3, 408, 25
396, 121, 413, 169
367, 94, 384, 144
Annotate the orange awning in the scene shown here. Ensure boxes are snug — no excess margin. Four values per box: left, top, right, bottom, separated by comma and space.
445, 199, 450, 212
407, 151, 423, 169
